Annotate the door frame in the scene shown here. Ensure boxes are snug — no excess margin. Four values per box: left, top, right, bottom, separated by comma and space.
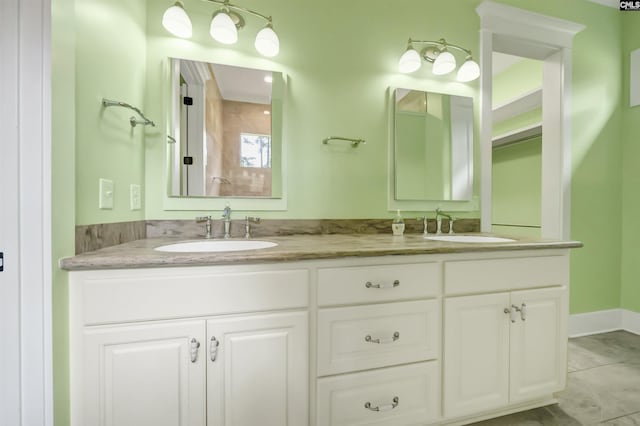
0, 0, 53, 424
476, 1, 584, 239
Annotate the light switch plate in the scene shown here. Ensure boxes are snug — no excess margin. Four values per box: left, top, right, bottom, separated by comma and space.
130, 184, 141, 210
99, 178, 114, 209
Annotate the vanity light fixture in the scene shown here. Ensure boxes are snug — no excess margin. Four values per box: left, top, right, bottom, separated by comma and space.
161, 0, 280, 57
162, 1, 193, 38
399, 38, 480, 82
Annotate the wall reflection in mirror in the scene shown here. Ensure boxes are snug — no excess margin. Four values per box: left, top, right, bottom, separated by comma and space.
394, 88, 473, 201
169, 59, 284, 198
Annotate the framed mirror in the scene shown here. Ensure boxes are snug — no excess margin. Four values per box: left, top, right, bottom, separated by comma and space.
168, 59, 284, 199
393, 88, 474, 202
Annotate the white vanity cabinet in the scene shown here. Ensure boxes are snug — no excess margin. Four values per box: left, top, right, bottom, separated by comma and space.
442, 254, 569, 420
67, 246, 576, 426
69, 266, 309, 426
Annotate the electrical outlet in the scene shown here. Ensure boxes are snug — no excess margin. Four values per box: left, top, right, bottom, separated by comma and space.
99, 179, 114, 209
130, 184, 141, 210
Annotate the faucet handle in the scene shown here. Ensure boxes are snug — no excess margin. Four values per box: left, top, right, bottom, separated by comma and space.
244, 216, 261, 239
416, 216, 428, 234
449, 217, 457, 234
195, 215, 211, 223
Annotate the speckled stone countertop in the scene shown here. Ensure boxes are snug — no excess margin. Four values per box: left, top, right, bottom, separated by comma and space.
59, 233, 583, 271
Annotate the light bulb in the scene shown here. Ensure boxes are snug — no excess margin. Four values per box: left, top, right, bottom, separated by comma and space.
432, 49, 456, 75
255, 24, 280, 57
398, 47, 421, 73
457, 58, 480, 82
210, 11, 238, 44
162, 1, 192, 39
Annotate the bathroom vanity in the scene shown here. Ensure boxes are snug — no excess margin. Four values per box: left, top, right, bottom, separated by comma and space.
62, 234, 580, 426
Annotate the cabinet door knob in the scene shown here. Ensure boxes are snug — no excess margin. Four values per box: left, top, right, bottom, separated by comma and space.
365, 280, 400, 289
365, 396, 399, 412
504, 307, 517, 323
190, 338, 200, 363
520, 303, 527, 321
210, 336, 220, 362
365, 331, 400, 344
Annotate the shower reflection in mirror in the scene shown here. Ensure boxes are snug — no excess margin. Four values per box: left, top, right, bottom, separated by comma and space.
169, 58, 284, 198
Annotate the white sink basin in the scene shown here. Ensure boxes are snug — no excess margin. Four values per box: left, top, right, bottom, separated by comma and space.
426, 235, 516, 243
154, 240, 278, 253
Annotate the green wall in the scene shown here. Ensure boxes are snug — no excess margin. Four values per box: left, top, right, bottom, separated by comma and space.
493, 58, 543, 106
492, 138, 542, 236
491, 53, 542, 237
621, 12, 640, 313
74, 0, 148, 225
52, 0, 76, 424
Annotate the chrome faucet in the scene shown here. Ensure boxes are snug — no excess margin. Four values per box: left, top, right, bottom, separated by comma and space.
195, 216, 213, 239
244, 216, 261, 239
435, 208, 454, 234
222, 205, 232, 239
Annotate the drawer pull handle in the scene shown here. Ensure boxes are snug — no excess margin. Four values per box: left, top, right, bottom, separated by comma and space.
365, 280, 400, 289
190, 338, 200, 363
210, 336, 219, 362
365, 331, 400, 344
365, 396, 399, 412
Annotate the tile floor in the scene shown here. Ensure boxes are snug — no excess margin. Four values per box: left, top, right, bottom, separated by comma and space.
473, 331, 640, 425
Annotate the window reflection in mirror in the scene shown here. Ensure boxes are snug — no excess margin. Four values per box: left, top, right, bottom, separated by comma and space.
394, 88, 473, 201
169, 59, 283, 198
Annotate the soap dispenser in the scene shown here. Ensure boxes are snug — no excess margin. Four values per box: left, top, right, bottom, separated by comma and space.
392, 209, 405, 236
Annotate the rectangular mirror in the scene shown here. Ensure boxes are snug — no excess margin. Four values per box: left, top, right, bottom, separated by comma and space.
394, 88, 473, 201
169, 59, 284, 198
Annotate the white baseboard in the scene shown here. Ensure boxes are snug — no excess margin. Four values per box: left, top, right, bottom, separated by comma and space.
622, 309, 640, 335
569, 309, 640, 337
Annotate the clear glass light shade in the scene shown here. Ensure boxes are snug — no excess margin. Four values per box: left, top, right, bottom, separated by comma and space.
255, 25, 280, 57
432, 50, 456, 75
162, 2, 192, 39
210, 11, 238, 44
398, 48, 421, 73
457, 58, 480, 82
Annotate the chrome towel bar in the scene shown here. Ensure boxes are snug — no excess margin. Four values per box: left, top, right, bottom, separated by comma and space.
322, 136, 366, 147
102, 98, 156, 127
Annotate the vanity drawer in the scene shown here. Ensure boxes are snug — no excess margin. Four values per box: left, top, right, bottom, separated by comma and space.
317, 300, 440, 376
76, 267, 309, 325
317, 262, 440, 307
444, 255, 569, 295
316, 361, 440, 426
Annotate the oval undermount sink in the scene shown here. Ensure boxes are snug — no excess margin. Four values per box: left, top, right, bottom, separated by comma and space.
426, 235, 516, 243
154, 240, 278, 253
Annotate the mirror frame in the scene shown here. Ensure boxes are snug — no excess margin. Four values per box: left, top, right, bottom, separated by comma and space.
387, 87, 479, 212
163, 57, 288, 211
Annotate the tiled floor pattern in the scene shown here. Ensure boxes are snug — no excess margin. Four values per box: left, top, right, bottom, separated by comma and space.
472, 331, 640, 425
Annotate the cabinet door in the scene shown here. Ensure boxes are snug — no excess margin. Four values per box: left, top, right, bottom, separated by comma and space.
509, 286, 568, 403
443, 293, 510, 418
82, 321, 206, 426
207, 311, 308, 426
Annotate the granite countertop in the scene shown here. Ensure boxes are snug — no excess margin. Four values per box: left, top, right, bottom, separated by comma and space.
59, 233, 583, 271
